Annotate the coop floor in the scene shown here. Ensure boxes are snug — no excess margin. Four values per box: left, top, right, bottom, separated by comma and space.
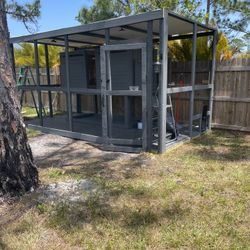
25, 113, 142, 140
25, 113, 202, 151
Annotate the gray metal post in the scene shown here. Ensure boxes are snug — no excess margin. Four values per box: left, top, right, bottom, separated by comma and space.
64, 35, 73, 131
34, 40, 43, 126
124, 96, 132, 128
100, 47, 108, 143
208, 30, 218, 130
189, 23, 197, 137
105, 28, 113, 139
146, 20, 153, 151
76, 95, 82, 113
158, 10, 168, 153
141, 47, 147, 151
44, 44, 53, 117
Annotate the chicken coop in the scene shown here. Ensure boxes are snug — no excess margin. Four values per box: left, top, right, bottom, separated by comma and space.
10, 9, 217, 153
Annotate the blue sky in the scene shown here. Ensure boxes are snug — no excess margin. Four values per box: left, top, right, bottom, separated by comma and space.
8, 0, 93, 37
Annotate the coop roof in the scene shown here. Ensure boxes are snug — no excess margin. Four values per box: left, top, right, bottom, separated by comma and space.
10, 9, 216, 47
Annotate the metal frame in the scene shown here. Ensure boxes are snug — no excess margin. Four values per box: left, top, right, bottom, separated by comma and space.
158, 10, 168, 153
189, 23, 197, 137
64, 35, 73, 131
44, 44, 53, 117
11, 9, 217, 154
100, 42, 147, 151
34, 40, 43, 126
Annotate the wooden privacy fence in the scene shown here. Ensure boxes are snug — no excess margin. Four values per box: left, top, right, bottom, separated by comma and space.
18, 58, 250, 132
170, 58, 250, 132
213, 58, 250, 132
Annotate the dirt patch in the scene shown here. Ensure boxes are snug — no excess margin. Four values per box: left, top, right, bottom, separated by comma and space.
29, 133, 138, 163
38, 179, 99, 203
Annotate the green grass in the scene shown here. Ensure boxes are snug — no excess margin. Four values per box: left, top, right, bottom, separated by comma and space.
26, 128, 41, 138
22, 106, 43, 139
21, 106, 65, 120
21, 106, 38, 119
22, 106, 66, 139
1, 130, 249, 249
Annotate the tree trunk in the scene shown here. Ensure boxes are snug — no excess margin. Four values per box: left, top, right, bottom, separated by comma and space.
0, 0, 38, 195
206, 0, 211, 26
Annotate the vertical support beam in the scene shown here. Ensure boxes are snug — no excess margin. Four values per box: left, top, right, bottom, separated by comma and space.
76, 95, 82, 113
124, 96, 132, 128
146, 20, 153, 151
208, 30, 217, 130
100, 47, 108, 143
64, 35, 73, 131
105, 28, 113, 139
158, 11, 168, 153
10, 43, 16, 80
34, 40, 43, 126
141, 46, 147, 151
189, 23, 197, 137
124, 51, 133, 129
44, 44, 53, 117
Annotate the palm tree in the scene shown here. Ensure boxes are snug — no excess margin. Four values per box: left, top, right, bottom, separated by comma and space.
15, 43, 62, 67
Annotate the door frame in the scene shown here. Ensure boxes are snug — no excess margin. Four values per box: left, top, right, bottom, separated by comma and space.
100, 43, 147, 151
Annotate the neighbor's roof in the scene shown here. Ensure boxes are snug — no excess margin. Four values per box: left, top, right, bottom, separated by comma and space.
10, 9, 216, 47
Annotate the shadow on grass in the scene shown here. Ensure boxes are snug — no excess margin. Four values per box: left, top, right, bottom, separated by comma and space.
46, 195, 190, 233
37, 139, 148, 181
190, 130, 250, 161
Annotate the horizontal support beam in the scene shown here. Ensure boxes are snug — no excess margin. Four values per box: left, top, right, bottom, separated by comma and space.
70, 88, 101, 95
167, 84, 212, 94
167, 86, 192, 94
37, 41, 78, 48
123, 25, 159, 36
27, 124, 104, 143
18, 85, 64, 92
18, 85, 212, 95
103, 43, 146, 51
108, 138, 142, 146
106, 90, 142, 96
81, 31, 124, 41
101, 144, 142, 153
169, 31, 214, 41
195, 84, 212, 90
51, 36, 101, 45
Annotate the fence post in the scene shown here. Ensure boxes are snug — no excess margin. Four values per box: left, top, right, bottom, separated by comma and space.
209, 30, 218, 130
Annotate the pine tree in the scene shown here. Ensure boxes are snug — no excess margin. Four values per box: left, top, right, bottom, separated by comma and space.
0, 0, 40, 195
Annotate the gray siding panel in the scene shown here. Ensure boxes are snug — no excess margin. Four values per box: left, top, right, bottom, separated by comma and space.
60, 48, 142, 91
110, 49, 142, 90
60, 50, 87, 88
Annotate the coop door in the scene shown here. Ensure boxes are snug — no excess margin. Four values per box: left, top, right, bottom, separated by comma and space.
100, 43, 147, 151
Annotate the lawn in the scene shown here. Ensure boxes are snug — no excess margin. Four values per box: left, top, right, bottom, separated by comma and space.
0, 130, 249, 250
21, 106, 65, 120
21, 106, 65, 138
